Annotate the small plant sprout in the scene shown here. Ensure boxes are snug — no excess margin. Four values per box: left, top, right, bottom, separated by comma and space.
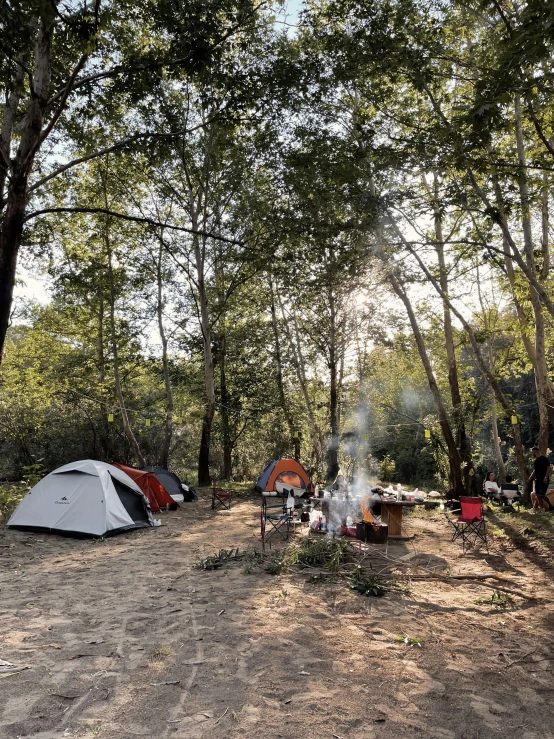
395, 633, 424, 647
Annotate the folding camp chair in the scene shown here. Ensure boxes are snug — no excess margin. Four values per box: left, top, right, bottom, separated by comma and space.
212, 481, 232, 511
445, 496, 487, 553
260, 494, 291, 552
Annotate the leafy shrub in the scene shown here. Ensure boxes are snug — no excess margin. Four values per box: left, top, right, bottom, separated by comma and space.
379, 454, 396, 482
0, 483, 27, 523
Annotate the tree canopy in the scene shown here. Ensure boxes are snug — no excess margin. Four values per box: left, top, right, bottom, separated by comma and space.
1, 0, 554, 494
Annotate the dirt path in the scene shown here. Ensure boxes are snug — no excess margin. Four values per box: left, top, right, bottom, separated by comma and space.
2, 491, 554, 739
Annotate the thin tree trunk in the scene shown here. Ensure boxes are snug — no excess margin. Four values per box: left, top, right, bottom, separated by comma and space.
156, 238, 173, 468
395, 231, 531, 487
97, 279, 105, 383
425, 172, 474, 489
219, 330, 233, 479
541, 171, 550, 280
269, 280, 299, 459
327, 280, 339, 483
389, 274, 465, 495
194, 230, 215, 486
502, 235, 537, 363
488, 342, 507, 484
106, 230, 145, 466
277, 293, 320, 462
514, 95, 554, 442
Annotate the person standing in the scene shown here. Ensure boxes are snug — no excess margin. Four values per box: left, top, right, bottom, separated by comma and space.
529, 447, 553, 511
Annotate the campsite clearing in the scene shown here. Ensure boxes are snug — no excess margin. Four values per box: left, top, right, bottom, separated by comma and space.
2, 492, 554, 739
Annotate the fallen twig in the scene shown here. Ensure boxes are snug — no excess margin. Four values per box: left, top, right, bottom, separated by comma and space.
214, 707, 228, 725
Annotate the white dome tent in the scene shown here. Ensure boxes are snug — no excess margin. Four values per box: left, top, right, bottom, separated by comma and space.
7, 460, 155, 538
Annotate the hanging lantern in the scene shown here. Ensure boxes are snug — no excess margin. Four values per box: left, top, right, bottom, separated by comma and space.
511, 415, 518, 425
108, 413, 114, 423
364, 433, 369, 442
425, 429, 431, 439
145, 419, 151, 427
176, 416, 183, 424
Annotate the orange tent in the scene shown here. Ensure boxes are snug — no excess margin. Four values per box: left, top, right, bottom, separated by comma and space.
110, 463, 179, 513
255, 457, 313, 494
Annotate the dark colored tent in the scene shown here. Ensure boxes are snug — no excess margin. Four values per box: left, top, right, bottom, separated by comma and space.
140, 466, 197, 502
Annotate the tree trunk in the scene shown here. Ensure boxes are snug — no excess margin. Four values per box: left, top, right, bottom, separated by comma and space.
269, 280, 299, 458
106, 232, 145, 466
0, 176, 27, 355
389, 274, 465, 496
490, 396, 506, 484
0, 13, 55, 357
426, 172, 475, 489
156, 239, 173, 468
326, 280, 339, 483
194, 232, 215, 486
487, 341, 507, 484
395, 230, 531, 486
97, 280, 105, 383
277, 293, 321, 464
541, 171, 550, 280
219, 330, 233, 479
514, 95, 554, 440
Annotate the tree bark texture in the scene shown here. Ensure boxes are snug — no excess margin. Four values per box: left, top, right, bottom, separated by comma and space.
194, 231, 216, 486
106, 229, 145, 467
389, 274, 465, 496
269, 280, 299, 459
326, 279, 340, 483
156, 239, 173, 468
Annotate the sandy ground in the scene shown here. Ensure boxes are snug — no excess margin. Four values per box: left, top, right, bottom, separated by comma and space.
2, 491, 554, 739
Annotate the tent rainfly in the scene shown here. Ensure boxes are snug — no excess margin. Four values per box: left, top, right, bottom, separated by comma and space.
7, 460, 154, 538
255, 457, 313, 495
111, 463, 178, 512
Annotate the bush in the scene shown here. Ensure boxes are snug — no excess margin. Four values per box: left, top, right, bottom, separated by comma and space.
0, 483, 27, 523
379, 454, 396, 481
0, 464, 45, 523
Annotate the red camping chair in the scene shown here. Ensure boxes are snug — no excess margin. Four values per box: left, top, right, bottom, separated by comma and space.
445, 496, 487, 552
212, 480, 232, 511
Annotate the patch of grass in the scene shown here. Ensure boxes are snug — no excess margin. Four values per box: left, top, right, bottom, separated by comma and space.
407, 505, 441, 519
395, 633, 424, 647
151, 645, 171, 661
268, 589, 289, 605
196, 548, 247, 570
474, 590, 514, 608
276, 536, 356, 572
307, 573, 337, 584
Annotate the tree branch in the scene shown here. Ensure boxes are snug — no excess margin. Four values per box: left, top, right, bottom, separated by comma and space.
23, 206, 245, 244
